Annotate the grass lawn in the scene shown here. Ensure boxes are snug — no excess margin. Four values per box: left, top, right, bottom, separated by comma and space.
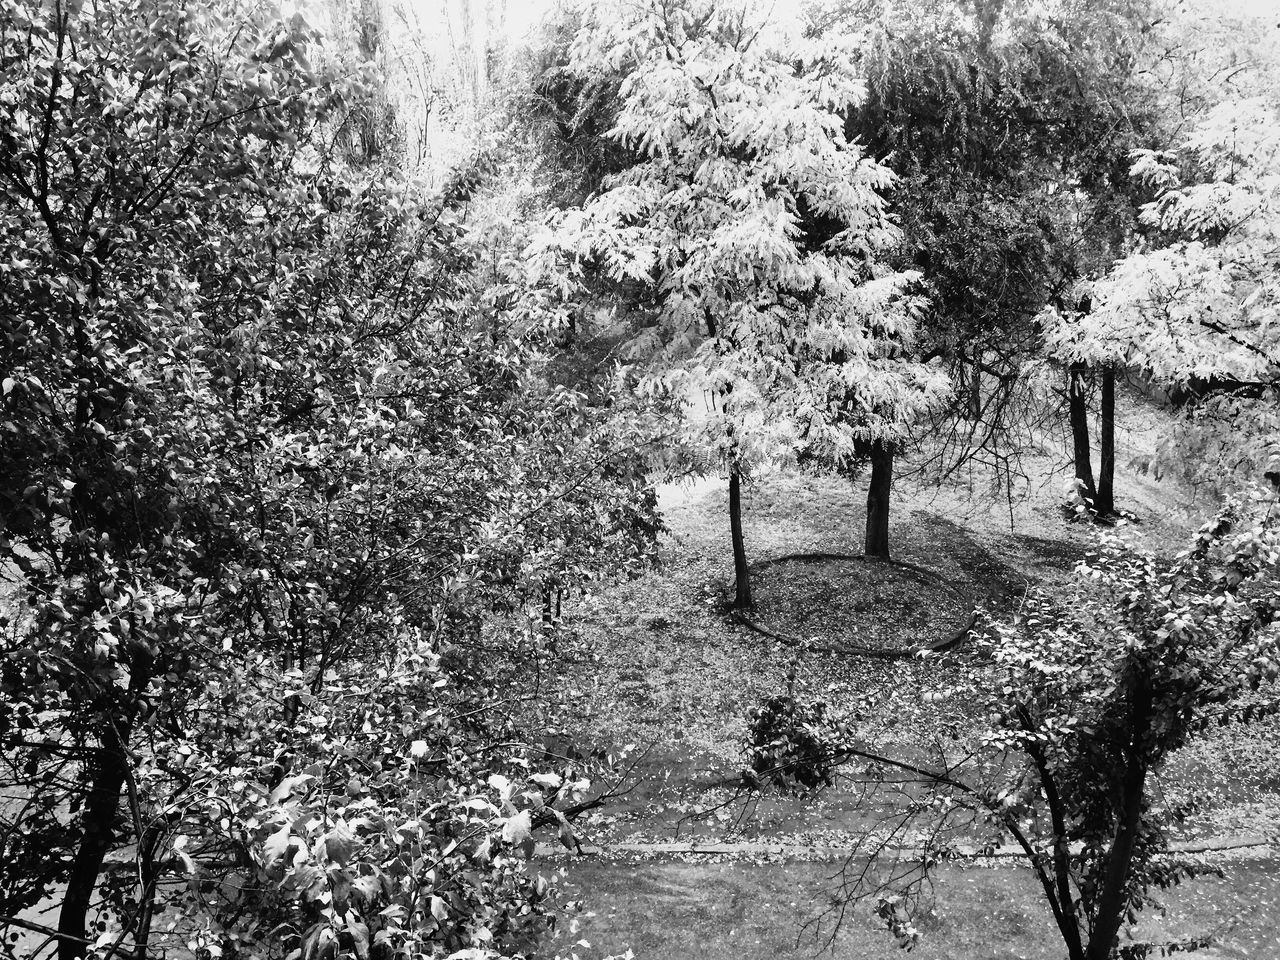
545, 856, 1280, 960
535, 459, 1280, 841
520, 398, 1280, 960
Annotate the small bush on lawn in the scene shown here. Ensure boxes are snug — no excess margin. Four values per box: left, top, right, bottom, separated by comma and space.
745, 694, 839, 791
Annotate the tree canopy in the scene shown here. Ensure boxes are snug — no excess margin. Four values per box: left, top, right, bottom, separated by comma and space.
0, 1, 656, 956
3, 1, 1280, 959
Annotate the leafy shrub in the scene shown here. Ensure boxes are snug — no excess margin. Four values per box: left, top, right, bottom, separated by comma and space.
1061, 476, 1094, 519
745, 694, 838, 791
835, 488, 1280, 960
0, 2, 660, 956
164, 646, 570, 960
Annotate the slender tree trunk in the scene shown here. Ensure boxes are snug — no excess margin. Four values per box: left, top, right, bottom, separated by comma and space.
1096, 366, 1115, 517
1083, 685, 1152, 960
1020, 715, 1087, 960
1068, 362, 1097, 508
968, 354, 982, 420
864, 440, 894, 559
484, 0, 508, 86
540, 583, 563, 626
729, 467, 752, 609
450, 0, 482, 106
131, 821, 163, 960
59, 733, 129, 960
59, 644, 152, 960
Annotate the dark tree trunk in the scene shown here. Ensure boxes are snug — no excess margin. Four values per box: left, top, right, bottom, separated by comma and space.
729, 467, 752, 609
59, 734, 128, 960
1096, 366, 1115, 517
864, 440, 894, 559
1068, 362, 1097, 507
968, 354, 982, 420
1083, 684, 1152, 960
59, 644, 151, 960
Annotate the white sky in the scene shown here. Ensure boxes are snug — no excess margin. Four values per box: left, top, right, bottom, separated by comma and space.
1215, 0, 1280, 15
475, 0, 1280, 36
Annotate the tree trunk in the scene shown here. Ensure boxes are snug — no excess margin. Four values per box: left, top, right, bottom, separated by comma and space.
1068, 362, 1097, 508
864, 440, 894, 559
968, 354, 982, 420
59, 643, 151, 960
540, 583, 563, 626
450, 0, 482, 106
1083, 684, 1152, 960
484, 0, 508, 86
729, 467, 752, 609
1096, 366, 1115, 517
59, 734, 128, 960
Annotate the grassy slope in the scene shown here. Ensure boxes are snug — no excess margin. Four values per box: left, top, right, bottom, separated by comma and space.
541, 400, 1208, 770
528, 388, 1280, 958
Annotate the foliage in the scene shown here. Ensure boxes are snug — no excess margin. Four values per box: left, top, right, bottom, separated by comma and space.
1046, 91, 1280, 487
526, 0, 944, 477
3, 1, 1276, 958
516, 3, 637, 210
121, 647, 575, 960
830, 0, 1159, 485
848, 0, 1154, 303
745, 693, 838, 792
0, 1, 658, 957
834, 484, 1280, 959
1046, 98, 1280, 380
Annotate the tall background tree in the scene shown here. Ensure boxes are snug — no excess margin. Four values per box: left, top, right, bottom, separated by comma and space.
528, 0, 943, 593
1048, 90, 1280, 500
807, 0, 1162, 523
